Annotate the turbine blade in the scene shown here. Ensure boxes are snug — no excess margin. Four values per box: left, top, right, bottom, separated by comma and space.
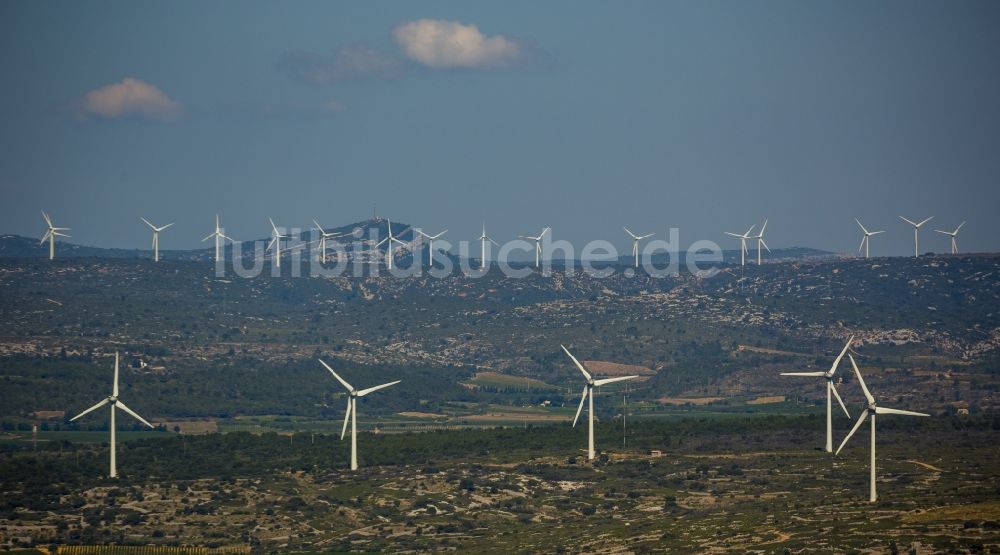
899, 216, 917, 226
829, 336, 854, 375
70, 398, 110, 422
759, 219, 768, 235
835, 410, 869, 455
340, 398, 352, 440
917, 216, 934, 227
875, 407, 929, 417
40, 231, 52, 245
141, 217, 155, 229
744, 224, 756, 236
202, 232, 215, 242
160, 223, 174, 231
357, 380, 401, 397
849, 354, 875, 405
624, 227, 639, 239
319, 359, 353, 392
560, 345, 592, 381
116, 401, 154, 428
855, 218, 869, 234
41, 211, 52, 227
859, 235, 866, 252
779, 372, 826, 377
724, 232, 741, 238
830, 382, 850, 418
572, 385, 588, 427
432, 230, 447, 239
374, 237, 388, 248
760, 239, 770, 253
870, 230, 885, 235
593, 375, 638, 386
113, 352, 119, 397
640, 233, 654, 239
933, 230, 949, 235
955, 221, 965, 233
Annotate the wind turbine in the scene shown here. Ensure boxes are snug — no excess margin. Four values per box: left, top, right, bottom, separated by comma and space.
373, 220, 407, 270
267, 218, 291, 270
68, 353, 154, 478
479, 222, 500, 270
519, 227, 549, 268
202, 214, 233, 263
313, 220, 345, 263
623, 228, 654, 268
753, 219, 771, 265
899, 216, 933, 257
40, 211, 71, 260
780, 336, 853, 452
934, 222, 965, 255
855, 219, 885, 259
724, 225, 756, 266
140, 218, 173, 262
319, 359, 400, 471
415, 228, 447, 266
561, 345, 638, 460
837, 354, 929, 502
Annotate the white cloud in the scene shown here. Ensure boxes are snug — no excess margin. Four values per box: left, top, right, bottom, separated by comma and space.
392, 19, 521, 69
79, 78, 182, 122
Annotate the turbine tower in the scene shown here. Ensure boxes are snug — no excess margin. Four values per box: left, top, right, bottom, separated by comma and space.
753, 219, 770, 265
40, 211, 71, 260
934, 221, 965, 255
202, 214, 233, 263
267, 218, 291, 270
724, 225, 756, 266
479, 222, 499, 270
68, 353, 154, 478
313, 220, 345, 263
561, 345, 637, 460
319, 360, 400, 471
373, 220, 407, 270
415, 228, 447, 267
780, 336, 853, 452
519, 227, 549, 268
623, 228, 654, 269
836, 354, 929, 502
899, 216, 933, 257
855, 219, 885, 259
140, 218, 173, 262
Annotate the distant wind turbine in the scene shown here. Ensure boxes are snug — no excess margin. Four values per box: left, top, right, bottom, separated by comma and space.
40, 211, 71, 260
415, 228, 447, 266
855, 219, 885, 259
934, 221, 965, 255
374, 220, 407, 270
140, 218, 173, 262
319, 359, 400, 471
69, 353, 154, 478
753, 219, 770, 265
561, 345, 638, 460
202, 214, 234, 264
899, 216, 933, 257
479, 222, 499, 270
780, 336, 853, 452
724, 225, 756, 266
623, 228, 654, 269
836, 354, 929, 502
267, 218, 291, 270
313, 220, 345, 263
519, 227, 549, 268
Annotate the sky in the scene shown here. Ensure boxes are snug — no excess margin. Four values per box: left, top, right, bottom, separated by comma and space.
2, 1, 999, 257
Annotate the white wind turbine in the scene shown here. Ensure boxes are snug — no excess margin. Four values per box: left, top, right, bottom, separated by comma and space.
140, 218, 173, 262
623, 228, 654, 268
202, 214, 234, 263
40, 211, 71, 260
753, 219, 771, 265
562, 345, 638, 460
319, 360, 400, 471
69, 353, 154, 478
780, 336, 853, 452
855, 219, 885, 259
479, 222, 500, 270
837, 354, 929, 502
374, 220, 408, 270
267, 218, 291, 270
934, 221, 965, 255
519, 227, 549, 268
415, 228, 447, 266
724, 224, 756, 266
899, 216, 933, 257
313, 220, 345, 263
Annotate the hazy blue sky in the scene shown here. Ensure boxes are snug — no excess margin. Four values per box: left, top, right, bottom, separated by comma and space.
2, 1, 999, 256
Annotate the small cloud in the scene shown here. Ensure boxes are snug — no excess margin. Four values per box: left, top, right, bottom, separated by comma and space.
78, 78, 182, 122
392, 19, 521, 69
277, 45, 400, 85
